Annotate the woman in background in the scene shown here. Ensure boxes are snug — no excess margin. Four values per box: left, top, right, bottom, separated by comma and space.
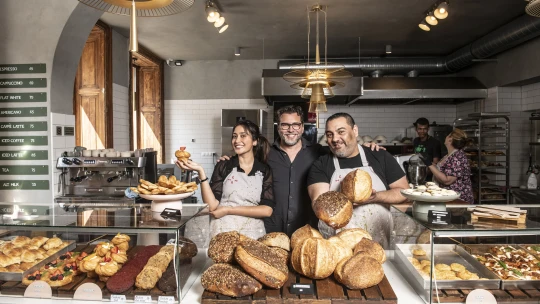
425, 129, 474, 203
177, 120, 274, 239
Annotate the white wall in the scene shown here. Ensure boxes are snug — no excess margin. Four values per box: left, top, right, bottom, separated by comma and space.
112, 84, 130, 152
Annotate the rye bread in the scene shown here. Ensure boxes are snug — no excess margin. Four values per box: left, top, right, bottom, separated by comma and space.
201, 263, 262, 297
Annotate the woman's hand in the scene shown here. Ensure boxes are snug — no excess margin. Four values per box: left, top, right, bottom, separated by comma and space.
363, 142, 386, 151
176, 159, 203, 173
210, 206, 229, 219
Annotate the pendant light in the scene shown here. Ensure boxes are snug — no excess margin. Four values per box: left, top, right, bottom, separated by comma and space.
425, 12, 438, 26
419, 20, 431, 31
434, 1, 449, 19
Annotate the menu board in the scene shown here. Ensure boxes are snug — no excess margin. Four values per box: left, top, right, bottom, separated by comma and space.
0, 63, 49, 195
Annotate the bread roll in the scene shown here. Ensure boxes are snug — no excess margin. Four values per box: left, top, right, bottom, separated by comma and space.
258, 232, 290, 251
353, 238, 386, 264
201, 263, 262, 297
334, 253, 384, 289
290, 224, 322, 250
208, 231, 242, 264
234, 238, 288, 289
291, 238, 337, 279
327, 236, 353, 264
341, 169, 373, 204
336, 228, 372, 250
313, 191, 353, 229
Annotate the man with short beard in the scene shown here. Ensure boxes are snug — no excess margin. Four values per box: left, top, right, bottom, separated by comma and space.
307, 112, 408, 248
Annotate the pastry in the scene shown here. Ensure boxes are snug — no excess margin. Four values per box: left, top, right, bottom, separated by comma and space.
43, 237, 62, 250
0, 253, 18, 267
63, 260, 80, 276
157, 261, 177, 292
80, 254, 100, 272
48, 268, 73, 287
111, 246, 128, 264
313, 191, 353, 229
22, 270, 49, 286
175, 147, 191, 162
234, 238, 288, 288
258, 232, 291, 251
20, 262, 35, 271
43, 259, 61, 271
291, 237, 337, 279
95, 256, 119, 277
178, 236, 198, 258
334, 252, 384, 289
290, 224, 322, 250
21, 249, 45, 263
29, 236, 49, 248
135, 246, 175, 289
201, 263, 262, 297
5, 247, 23, 257
12, 236, 31, 248
116, 241, 129, 251
95, 242, 113, 256
435, 264, 451, 271
327, 236, 353, 264
1, 243, 16, 255
7, 264, 22, 272
336, 228, 372, 250
111, 233, 130, 246
341, 169, 373, 204
451, 263, 466, 273
353, 238, 386, 264
208, 231, 243, 264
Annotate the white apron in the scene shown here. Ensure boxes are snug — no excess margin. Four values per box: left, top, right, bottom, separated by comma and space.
209, 168, 266, 240
318, 145, 393, 249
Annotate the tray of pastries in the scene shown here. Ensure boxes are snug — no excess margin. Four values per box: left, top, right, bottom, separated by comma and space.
0, 236, 74, 281
401, 182, 460, 203
395, 244, 500, 290
133, 175, 197, 200
470, 245, 540, 289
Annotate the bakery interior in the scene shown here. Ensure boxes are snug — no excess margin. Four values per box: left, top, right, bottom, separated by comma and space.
2, 0, 540, 303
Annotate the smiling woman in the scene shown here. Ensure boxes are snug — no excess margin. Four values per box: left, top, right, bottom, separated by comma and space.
176, 120, 274, 239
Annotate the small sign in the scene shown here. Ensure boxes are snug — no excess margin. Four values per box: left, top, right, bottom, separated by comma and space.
158, 296, 175, 303
0, 107, 47, 117
135, 295, 152, 303
0, 180, 49, 190
0, 136, 48, 146
290, 283, 315, 295
111, 294, 127, 302
160, 208, 182, 220
0, 92, 47, 102
0, 122, 47, 132
0, 78, 47, 88
0, 150, 48, 160
0, 64, 46, 74
466, 289, 497, 304
24, 280, 52, 298
73, 283, 102, 301
0, 165, 48, 175
428, 210, 451, 225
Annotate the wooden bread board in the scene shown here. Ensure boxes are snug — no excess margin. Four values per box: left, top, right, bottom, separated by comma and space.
471, 213, 526, 225
202, 270, 397, 304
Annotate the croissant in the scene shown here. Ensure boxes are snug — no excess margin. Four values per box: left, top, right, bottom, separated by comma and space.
12, 236, 31, 248
30, 236, 49, 248
111, 234, 130, 245
175, 147, 191, 162
43, 237, 62, 250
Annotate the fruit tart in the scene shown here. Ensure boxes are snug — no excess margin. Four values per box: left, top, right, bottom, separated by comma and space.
22, 270, 49, 286
48, 268, 73, 287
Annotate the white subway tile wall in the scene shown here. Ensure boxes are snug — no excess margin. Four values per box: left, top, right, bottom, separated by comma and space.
112, 83, 130, 152
50, 112, 76, 197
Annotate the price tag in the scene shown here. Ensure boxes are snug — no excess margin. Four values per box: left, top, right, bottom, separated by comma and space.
24, 281, 52, 298
466, 289, 496, 304
158, 296, 175, 303
135, 295, 152, 303
428, 210, 451, 225
111, 294, 127, 302
73, 283, 102, 300
290, 283, 315, 295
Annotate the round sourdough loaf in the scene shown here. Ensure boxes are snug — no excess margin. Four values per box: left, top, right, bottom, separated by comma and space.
313, 191, 353, 229
290, 224, 322, 250
327, 236, 353, 264
258, 232, 290, 251
353, 238, 386, 263
291, 238, 337, 279
201, 263, 262, 297
336, 228, 372, 250
334, 253, 384, 289
341, 169, 373, 204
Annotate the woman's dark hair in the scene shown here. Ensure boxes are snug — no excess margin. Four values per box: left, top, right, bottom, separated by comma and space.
449, 128, 473, 150
233, 119, 270, 163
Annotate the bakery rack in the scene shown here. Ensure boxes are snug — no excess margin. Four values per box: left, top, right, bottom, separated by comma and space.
454, 112, 510, 204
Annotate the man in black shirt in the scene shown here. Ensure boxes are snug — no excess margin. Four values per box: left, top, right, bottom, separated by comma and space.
413, 118, 442, 181
307, 113, 408, 247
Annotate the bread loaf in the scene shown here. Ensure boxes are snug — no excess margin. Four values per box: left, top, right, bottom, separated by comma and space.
290, 224, 322, 250
334, 253, 384, 289
258, 232, 290, 251
327, 236, 353, 264
353, 238, 386, 264
336, 228, 372, 250
208, 231, 243, 263
313, 191, 353, 229
291, 238, 337, 279
341, 169, 373, 204
234, 238, 288, 289
178, 236, 198, 258
201, 263, 262, 297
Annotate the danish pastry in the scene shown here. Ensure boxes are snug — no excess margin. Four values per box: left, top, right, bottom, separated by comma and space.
95, 257, 119, 277
95, 242, 113, 257
12, 236, 31, 248
43, 237, 62, 250
111, 234, 130, 245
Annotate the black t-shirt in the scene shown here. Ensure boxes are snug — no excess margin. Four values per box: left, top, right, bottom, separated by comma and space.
413, 136, 442, 165
307, 146, 405, 189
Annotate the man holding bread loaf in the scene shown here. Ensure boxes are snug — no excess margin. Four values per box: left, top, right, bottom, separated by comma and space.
307, 113, 408, 248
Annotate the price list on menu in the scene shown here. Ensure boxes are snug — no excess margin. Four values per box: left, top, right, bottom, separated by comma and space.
0, 63, 49, 195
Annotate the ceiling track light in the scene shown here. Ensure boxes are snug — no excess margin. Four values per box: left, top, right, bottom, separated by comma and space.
425, 12, 438, 26
234, 47, 241, 56
385, 45, 392, 54
205, 1, 229, 33
434, 1, 449, 19
419, 20, 431, 31
419, 0, 449, 31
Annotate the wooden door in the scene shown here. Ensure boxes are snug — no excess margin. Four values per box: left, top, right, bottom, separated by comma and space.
74, 22, 112, 149
137, 66, 163, 163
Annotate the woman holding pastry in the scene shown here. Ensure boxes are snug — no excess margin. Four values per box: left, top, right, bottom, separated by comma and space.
424, 129, 474, 203
177, 119, 274, 239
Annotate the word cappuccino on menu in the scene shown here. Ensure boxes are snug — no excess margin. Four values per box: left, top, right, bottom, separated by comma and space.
0, 80, 23, 86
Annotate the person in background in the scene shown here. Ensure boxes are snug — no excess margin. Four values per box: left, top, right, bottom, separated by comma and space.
307, 113, 408, 248
413, 117, 442, 181
177, 120, 274, 239
423, 129, 474, 204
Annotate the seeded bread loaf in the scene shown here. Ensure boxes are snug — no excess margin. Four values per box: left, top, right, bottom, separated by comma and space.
353, 238, 386, 264
313, 191, 353, 229
290, 224, 322, 250
201, 263, 262, 297
258, 232, 290, 251
208, 231, 243, 264
334, 253, 384, 289
341, 169, 373, 204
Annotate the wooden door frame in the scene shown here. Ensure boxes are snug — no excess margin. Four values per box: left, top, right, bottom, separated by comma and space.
73, 20, 113, 148
128, 45, 164, 162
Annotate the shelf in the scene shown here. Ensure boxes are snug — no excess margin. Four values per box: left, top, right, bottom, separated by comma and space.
479, 170, 507, 175
468, 112, 510, 119
480, 183, 506, 189
465, 146, 508, 151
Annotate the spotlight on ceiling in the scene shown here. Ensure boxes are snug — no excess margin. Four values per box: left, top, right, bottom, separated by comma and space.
218, 23, 228, 33
166, 59, 183, 67
425, 12, 438, 25
206, 2, 220, 22
418, 20, 431, 31
434, 1, 449, 19
214, 16, 225, 28
385, 45, 392, 54
235, 47, 241, 56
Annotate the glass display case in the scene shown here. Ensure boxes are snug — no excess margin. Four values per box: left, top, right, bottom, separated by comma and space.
0, 203, 210, 302
392, 204, 540, 304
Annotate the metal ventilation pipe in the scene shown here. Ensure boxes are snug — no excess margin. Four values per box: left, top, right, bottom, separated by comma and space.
278, 15, 540, 76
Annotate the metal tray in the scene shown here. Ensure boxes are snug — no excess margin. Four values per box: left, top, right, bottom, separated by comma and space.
394, 244, 500, 290
520, 244, 540, 258
0, 240, 75, 281
461, 244, 540, 290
